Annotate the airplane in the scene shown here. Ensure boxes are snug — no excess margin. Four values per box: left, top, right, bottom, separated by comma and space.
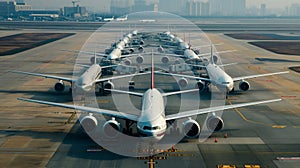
157, 48, 289, 93
103, 16, 114, 22
66, 30, 145, 64
9, 57, 146, 93
116, 15, 128, 21
18, 52, 282, 142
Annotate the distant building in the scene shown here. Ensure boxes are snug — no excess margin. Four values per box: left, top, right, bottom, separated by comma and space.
0, 1, 32, 17
63, 5, 88, 17
186, 1, 209, 16
289, 4, 300, 16
133, 0, 157, 12
210, 0, 246, 16
260, 4, 266, 16
159, 0, 186, 15
110, 0, 134, 15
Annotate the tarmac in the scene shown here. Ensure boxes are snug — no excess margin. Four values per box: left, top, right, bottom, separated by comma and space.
0, 20, 300, 168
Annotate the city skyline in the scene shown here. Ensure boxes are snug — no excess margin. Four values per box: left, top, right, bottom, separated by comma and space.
19, 0, 300, 11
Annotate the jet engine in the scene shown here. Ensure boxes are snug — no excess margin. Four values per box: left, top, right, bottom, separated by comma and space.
103, 117, 121, 138
193, 49, 200, 55
161, 56, 170, 64
136, 55, 144, 64
178, 78, 188, 88
213, 55, 218, 63
174, 59, 182, 64
104, 81, 114, 90
196, 80, 205, 92
206, 116, 224, 132
138, 46, 144, 52
80, 115, 98, 133
54, 80, 65, 92
123, 58, 132, 66
182, 119, 201, 138
239, 80, 250, 91
157, 46, 164, 53
128, 48, 135, 53
139, 40, 144, 45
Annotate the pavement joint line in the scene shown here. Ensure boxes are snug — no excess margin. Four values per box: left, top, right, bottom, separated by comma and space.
226, 99, 287, 128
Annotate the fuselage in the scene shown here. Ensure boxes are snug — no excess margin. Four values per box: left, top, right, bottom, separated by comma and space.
75, 64, 102, 92
206, 63, 234, 92
137, 88, 167, 141
184, 49, 199, 60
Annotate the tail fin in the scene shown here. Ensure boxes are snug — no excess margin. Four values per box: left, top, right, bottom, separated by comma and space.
151, 49, 154, 89
210, 44, 215, 65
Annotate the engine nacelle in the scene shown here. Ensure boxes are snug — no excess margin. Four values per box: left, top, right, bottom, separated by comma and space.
206, 116, 224, 132
193, 49, 200, 55
54, 80, 65, 92
157, 46, 164, 53
213, 55, 218, 63
128, 48, 135, 53
138, 46, 144, 52
161, 56, 170, 64
104, 81, 114, 90
178, 78, 188, 88
136, 55, 144, 64
174, 59, 182, 64
103, 117, 121, 138
139, 40, 144, 45
123, 58, 132, 66
182, 119, 201, 138
196, 80, 205, 92
80, 115, 98, 133
239, 80, 250, 91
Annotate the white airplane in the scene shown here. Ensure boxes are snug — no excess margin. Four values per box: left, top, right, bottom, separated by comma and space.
9, 58, 145, 93
68, 30, 144, 63
116, 15, 128, 21
157, 49, 289, 93
18, 53, 282, 141
103, 16, 114, 22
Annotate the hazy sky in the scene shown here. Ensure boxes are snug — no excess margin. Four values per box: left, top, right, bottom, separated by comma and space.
24, 0, 300, 11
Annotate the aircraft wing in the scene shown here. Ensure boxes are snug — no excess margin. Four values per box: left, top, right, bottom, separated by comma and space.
162, 88, 199, 97
105, 89, 144, 97
95, 71, 151, 83
155, 71, 211, 82
105, 88, 200, 97
232, 71, 289, 81
18, 98, 139, 122
76, 64, 117, 69
61, 49, 107, 57
198, 50, 237, 57
10, 70, 76, 83
165, 99, 281, 121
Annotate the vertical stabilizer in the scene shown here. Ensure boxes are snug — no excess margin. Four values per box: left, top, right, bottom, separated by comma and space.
210, 44, 215, 65
151, 49, 154, 89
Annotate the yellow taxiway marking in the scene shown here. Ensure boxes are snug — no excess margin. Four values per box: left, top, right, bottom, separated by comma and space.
226, 99, 286, 129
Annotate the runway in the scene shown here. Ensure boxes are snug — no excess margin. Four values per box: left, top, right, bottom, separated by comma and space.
0, 19, 300, 168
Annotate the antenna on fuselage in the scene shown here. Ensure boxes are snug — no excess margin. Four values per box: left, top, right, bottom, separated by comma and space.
151, 49, 154, 89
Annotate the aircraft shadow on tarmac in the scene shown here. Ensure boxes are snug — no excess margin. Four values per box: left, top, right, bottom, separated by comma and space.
255, 57, 300, 63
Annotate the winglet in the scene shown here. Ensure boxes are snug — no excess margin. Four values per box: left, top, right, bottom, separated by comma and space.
151, 49, 154, 89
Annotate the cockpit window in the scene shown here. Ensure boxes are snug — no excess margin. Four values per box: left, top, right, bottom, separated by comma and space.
143, 126, 160, 130
222, 82, 230, 84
